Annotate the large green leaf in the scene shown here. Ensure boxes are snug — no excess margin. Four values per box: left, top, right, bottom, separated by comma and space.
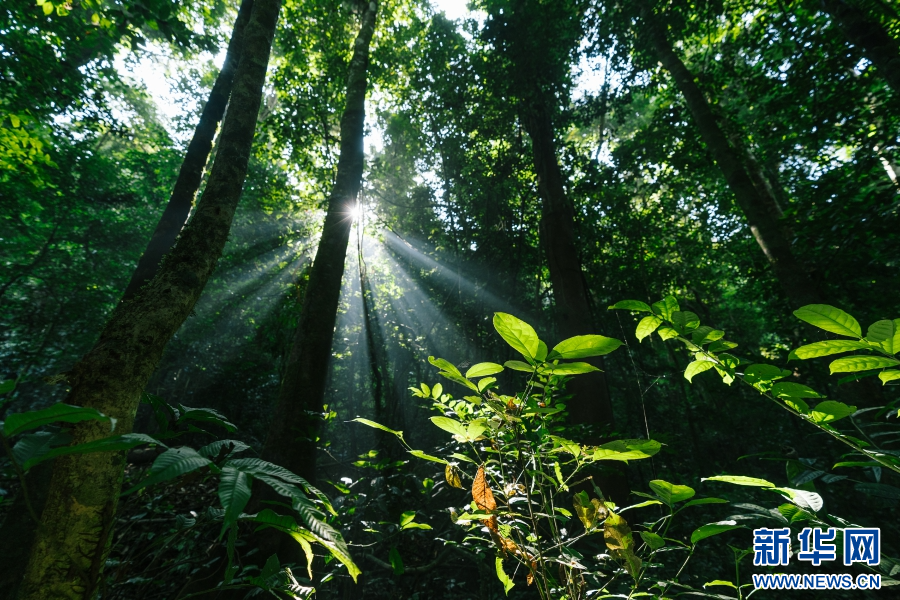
541, 362, 599, 375
636, 315, 662, 342
3, 403, 111, 437
13, 430, 71, 467
809, 400, 857, 423
793, 305, 861, 337
865, 320, 895, 351
551, 335, 622, 359
199, 439, 251, 459
830, 355, 900, 374
651, 296, 680, 320
593, 439, 660, 461
788, 340, 870, 360
684, 359, 714, 382
769, 487, 823, 512
430, 416, 468, 439
672, 311, 700, 333
504, 360, 534, 372
438, 371, 479, 392
492, 313, 540, 361
708, 339, 738, 353
702, 475, 774, 488
495, 557, 515, 595
26, 432, 163, 470
692, 327, 724, 345
854, 483, 900, 500
609, 300, 652, 312
125, 447, 212, 494
743, 364, 791, 385
691, 521, 741, 544
0, 379, 15, 395
465, 362, 504, 378
219, 465, 252, 536
649, 480, 695, 506
428, 356, 461, 376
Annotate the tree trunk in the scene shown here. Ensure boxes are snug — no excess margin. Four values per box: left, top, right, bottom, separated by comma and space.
520, 100, 615, 430
121, 0, 254, 302
820, 0, 900, 96
18, 0, 282, 597
260, 0, 378, 483
638, 0, 823, 308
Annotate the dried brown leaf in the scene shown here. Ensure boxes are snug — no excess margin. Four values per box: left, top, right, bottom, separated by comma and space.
472, 466, 497, 512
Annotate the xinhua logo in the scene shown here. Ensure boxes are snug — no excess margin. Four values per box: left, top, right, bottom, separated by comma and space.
752, 527, 881, 567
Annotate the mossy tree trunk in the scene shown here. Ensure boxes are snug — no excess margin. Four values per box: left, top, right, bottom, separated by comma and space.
121, 0, 254, 302
19, 0, 283, 597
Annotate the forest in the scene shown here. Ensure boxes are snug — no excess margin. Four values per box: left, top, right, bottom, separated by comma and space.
1, 0, 899, 598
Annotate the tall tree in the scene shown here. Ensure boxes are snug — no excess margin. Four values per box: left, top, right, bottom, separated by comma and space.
820, 0, 900, 96
121, 0, 254, 301
483, 0, 616, 430
18, 0, 283, 596
636, 0, 824, 308
260, 0, 378, 484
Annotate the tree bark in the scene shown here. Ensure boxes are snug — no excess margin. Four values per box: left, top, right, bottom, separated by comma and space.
18, 0, 282, 597
820, 0, 900, 96
260, 0, 378, 483
638, 0, 823, 308
520, 100, 615, 430
121, 0, 254, 302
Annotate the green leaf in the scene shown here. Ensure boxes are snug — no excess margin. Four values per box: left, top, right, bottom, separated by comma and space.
640, 531, 665, 550
609, 300, 652, 312
788, 340, 870, 360
124, 447, 211, 494
692, 327, 725, 345
408, 450, 448, 464
353, 418, 404, 439
636, 315, 662, 342
25, 432, 163, 470
541, 362, 599, 375
504, 360, 534, 372
704, 580, 737, 589
438, 371, 480, 392
535, 341, 549, 362
854, 482, 900, 500
702, 475, 775, 488
477, 377, 497, 392
465, 362, 504, 378
879, 370, 900, 384
430, 416, 468, 439
0, 379, 15, 395
389, 547, 405, 575
649, 480, 695, 506
657, 326, 679, 341
493, 313, 540, 361
13, 430, 71, 467
769, 488, 823, 512
682, 498, 729, 509
604, 511, 642, 580
684, 360, 714, 382
708, 340, 738, 352
495, 557, 514, 595
432, 383, 443, 399
771, 382, 825, 399
3, 403, 111, 437
199, 440, 251, 459
866, 319, 896, 353
783, 397, 810, 414
428, 356, 461, 376
551, 335, 622, 359
593, 439, 661, 461
651, 296, 680, 320
829, 355, 900, 374
691, 521, 741, 544
793, 305, 861, 338
809, 400, 857, 423
219, 466, 252, 536
672, 311, 700, 333
743, 364, 791, 385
